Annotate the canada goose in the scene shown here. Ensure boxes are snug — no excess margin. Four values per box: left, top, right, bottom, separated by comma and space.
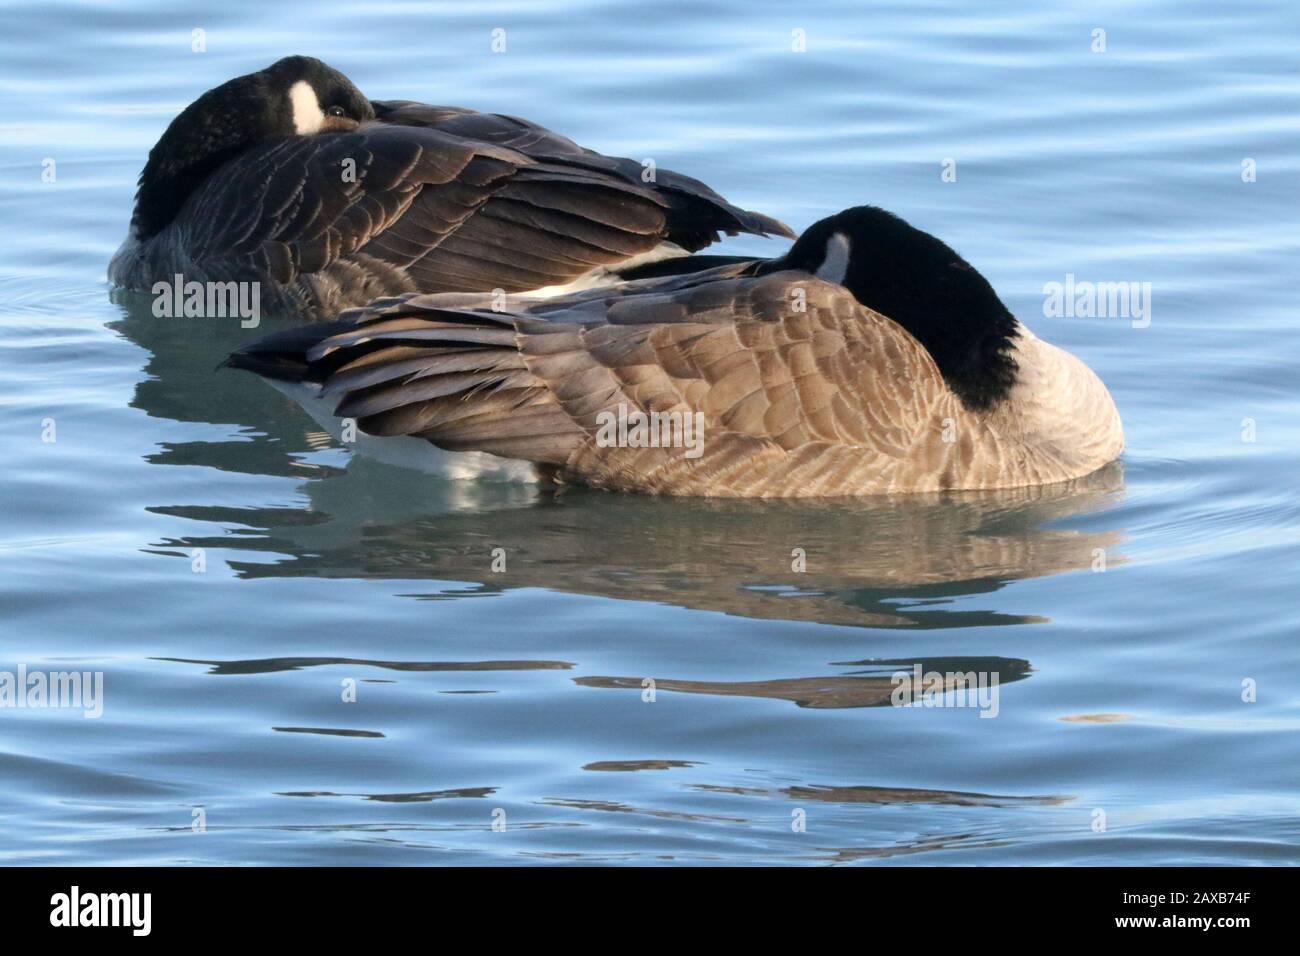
109, 55, 793, 317
227, 205, 1124, 496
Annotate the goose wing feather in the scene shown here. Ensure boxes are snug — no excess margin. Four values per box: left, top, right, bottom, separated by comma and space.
139, 101, 792, 315
230, 270, 956, 494
176, 124, 528, 301
512, 272, 952, 494
372, 99, 796, 249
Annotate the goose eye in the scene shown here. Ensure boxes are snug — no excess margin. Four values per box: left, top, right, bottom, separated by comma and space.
326, 105, 346, 118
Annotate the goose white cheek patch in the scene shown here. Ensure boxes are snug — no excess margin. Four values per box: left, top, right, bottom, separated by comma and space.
289, 80, 324, 134
815, 232, 851, 285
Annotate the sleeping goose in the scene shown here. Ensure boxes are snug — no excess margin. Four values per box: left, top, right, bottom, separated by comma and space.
226, 205, 1124, 496
109, 55, 793, 317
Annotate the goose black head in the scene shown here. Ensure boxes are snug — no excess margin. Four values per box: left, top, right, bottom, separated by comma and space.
778, 205, 1020, 411
132, 55, 374, 240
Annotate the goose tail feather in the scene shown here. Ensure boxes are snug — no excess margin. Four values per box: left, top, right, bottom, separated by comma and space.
225, 301, 587, 466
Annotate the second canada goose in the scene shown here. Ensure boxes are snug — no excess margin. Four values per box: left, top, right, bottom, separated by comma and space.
109, 55, 793, 317
227, 206, 1124, 497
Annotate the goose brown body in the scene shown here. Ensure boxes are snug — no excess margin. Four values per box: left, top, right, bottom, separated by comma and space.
229, 252, 1124, 497
110, 57, 793, 318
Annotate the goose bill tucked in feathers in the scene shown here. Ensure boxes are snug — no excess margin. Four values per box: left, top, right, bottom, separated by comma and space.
109, 55, 794, 318
227, 206, 1124, 497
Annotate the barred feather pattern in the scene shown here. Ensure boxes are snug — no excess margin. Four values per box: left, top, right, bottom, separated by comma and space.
232, 265, 1123, 497
110, 102, 794, 318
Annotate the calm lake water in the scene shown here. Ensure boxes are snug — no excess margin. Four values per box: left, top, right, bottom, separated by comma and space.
2, 0, 1298, 865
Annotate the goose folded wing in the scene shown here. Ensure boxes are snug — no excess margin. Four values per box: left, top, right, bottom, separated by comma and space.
177, 124, 531, 286
233, 273, 948, 491
373, 99, 796, 259
516, 273, 947, 466
181, 106, 791, 300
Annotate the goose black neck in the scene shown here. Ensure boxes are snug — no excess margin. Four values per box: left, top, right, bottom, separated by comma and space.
131, 72, 287, 240
782, 206, 1020, 411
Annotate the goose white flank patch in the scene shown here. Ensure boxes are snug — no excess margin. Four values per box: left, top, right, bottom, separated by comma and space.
109, 55, 794, 317
263, 376, 540, 482
226, 206, 1124, 497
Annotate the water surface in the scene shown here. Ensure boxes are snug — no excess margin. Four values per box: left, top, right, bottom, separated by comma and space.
1, 0, 1298, 864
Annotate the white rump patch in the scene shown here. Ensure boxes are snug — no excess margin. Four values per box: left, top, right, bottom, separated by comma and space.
266, 378, 540, 483
289, 80, 324, 134
815, 231, 851, 285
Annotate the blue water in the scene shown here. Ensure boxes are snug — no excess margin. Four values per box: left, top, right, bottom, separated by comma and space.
2, 0, 1298, 864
